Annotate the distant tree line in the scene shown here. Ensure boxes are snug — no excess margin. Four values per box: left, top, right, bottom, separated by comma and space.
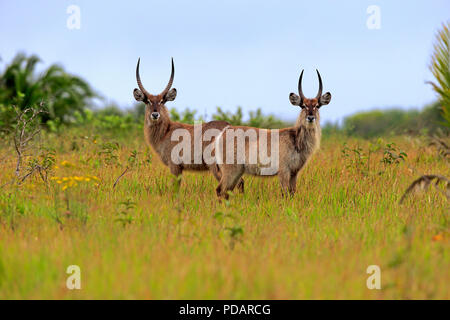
322, 102, 448, 138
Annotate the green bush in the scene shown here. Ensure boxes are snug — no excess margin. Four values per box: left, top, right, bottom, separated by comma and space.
213, 106, 288, 128
0, 53, 96, 127
340, 102, 448, 138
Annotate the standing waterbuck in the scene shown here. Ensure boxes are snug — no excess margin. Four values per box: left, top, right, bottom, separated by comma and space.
133, 58, 244, 191
214, 69, 331, 199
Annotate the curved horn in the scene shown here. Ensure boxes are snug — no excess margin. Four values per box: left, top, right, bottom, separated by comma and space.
160, 58, 175, 97
136, 58, 151, 97
315, 69, 323, 100
298, 69, 306, 101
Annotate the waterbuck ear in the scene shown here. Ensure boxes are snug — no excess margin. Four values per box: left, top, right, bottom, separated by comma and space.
319, 92, 331, 107
133, 88, 145, 102
164, 88, 177, 102
289, 93, 301, 106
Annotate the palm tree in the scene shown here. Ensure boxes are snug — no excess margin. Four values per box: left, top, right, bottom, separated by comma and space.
0, 53, 96, 125
429, 22, 450, 127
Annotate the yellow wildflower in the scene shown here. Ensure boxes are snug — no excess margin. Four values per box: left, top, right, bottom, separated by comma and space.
60, 160, 75, 167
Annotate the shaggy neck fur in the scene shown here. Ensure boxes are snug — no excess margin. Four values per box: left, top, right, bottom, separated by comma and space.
294, 111, 321, 158
144, 106, 171, 150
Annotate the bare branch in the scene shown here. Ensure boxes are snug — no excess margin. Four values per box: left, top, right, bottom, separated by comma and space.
113, 167, 129, 189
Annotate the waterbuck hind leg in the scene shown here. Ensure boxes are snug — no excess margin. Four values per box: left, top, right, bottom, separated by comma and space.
210, 164, 222, 182
236, 178, 245, 193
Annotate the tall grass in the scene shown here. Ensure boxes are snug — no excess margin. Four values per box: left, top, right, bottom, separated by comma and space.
0, 130, 448, 299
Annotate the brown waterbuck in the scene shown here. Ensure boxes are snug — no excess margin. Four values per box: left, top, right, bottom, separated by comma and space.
214, 69, 331, 199
133, 58, 244, 191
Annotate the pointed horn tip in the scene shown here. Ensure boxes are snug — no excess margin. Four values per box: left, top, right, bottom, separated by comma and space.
136, 58, 141, 70
315, 69, 323, 99
298, 69, 306, 99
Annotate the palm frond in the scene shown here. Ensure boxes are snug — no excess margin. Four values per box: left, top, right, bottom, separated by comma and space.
429, 22, 450, 127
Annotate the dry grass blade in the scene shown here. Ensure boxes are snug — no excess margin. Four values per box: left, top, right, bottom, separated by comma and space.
400, 174, 450, 203
429, 136, 450, 158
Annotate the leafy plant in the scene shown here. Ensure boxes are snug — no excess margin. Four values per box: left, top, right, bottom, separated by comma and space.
115, 199, 136, 227
225, 225, 244, 250
98, 142, 119, 166
341, 142, 369, 175
381, 143, 407, 166
428, 22, 450, 127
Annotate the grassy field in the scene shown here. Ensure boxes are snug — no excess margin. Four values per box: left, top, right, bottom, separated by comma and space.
0, 129, 448, 299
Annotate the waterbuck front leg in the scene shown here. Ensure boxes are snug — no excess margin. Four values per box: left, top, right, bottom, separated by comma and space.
288, 171, 299, 195
216, 165, 245, 200
169, 163, 183, 187
279, 170, 294, 197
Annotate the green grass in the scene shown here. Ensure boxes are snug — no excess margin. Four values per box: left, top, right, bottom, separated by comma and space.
0, 130, 448, 299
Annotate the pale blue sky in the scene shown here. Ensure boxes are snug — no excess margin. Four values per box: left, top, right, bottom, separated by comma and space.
0, 0, 448, 123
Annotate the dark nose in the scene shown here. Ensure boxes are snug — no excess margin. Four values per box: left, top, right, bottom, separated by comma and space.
307, 115, 315, 122
151, 112, 160, 120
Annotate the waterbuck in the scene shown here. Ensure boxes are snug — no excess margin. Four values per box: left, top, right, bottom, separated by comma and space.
133, 58, 244, 191
214, 69, 331, 199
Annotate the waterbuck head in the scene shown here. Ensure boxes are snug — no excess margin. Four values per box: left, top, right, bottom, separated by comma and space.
289, 69, 331, 127
133, 58, 177, 123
